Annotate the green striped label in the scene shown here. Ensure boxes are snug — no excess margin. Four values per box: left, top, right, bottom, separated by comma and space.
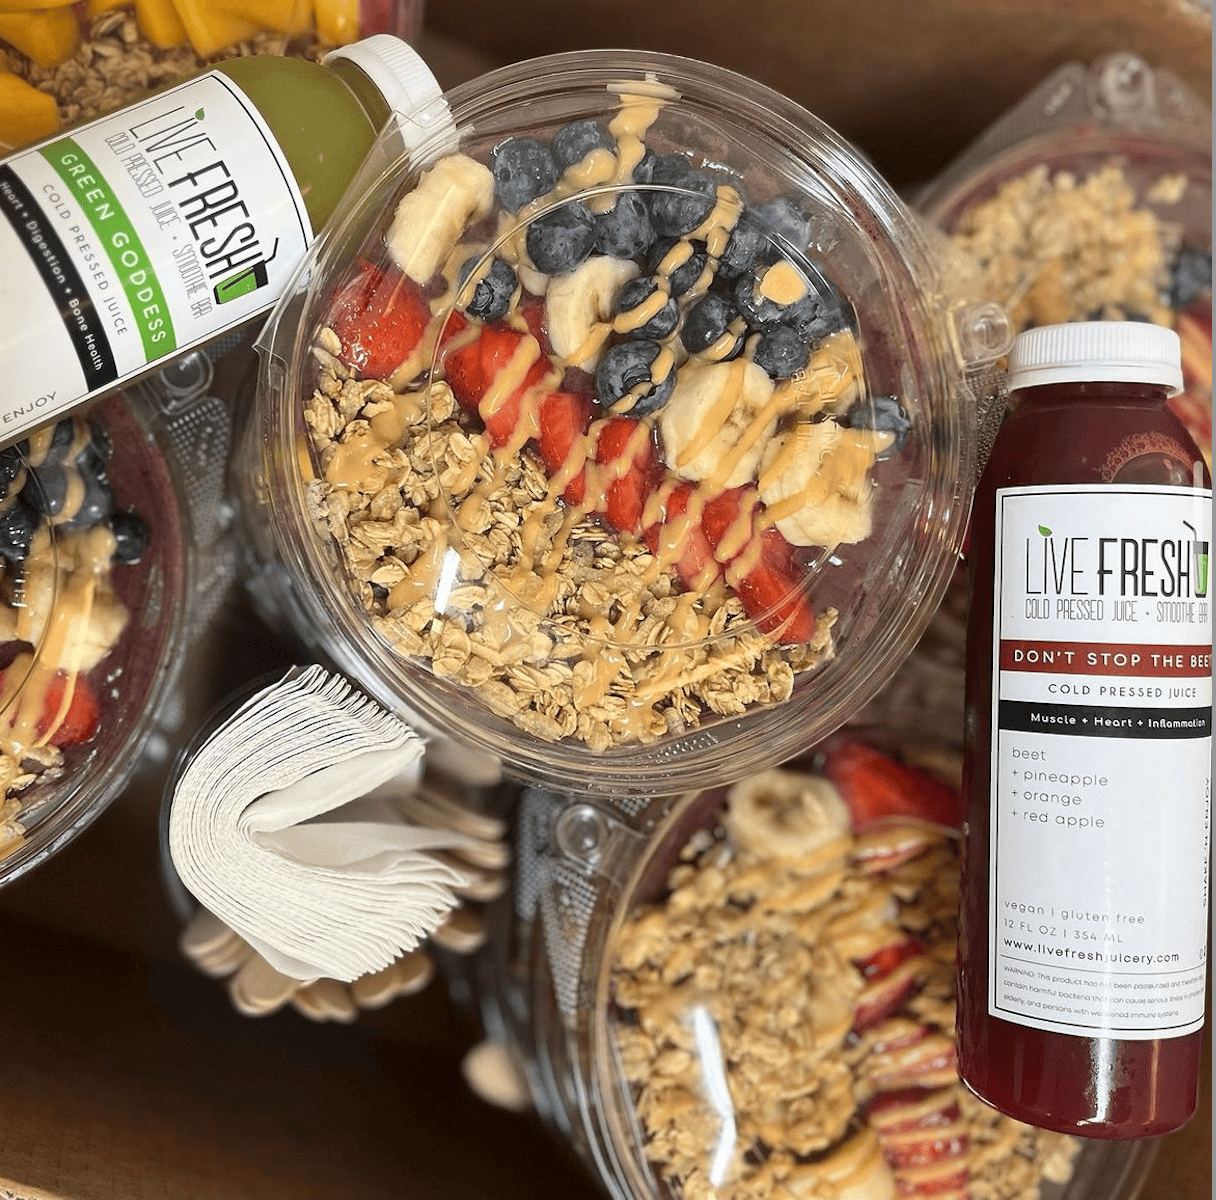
40, 137, 177, 360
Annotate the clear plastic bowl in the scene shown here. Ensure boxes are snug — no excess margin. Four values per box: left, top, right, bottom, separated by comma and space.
241, 49, 1008, 796
915, 52, 1212, 462
0, 387, 195, 884
472, 723, 1161, 1200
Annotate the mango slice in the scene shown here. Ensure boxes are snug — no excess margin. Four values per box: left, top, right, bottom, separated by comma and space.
215, 0, 312, 35
0, 7, 80, 68
0, 0, 75, 13
134, 0, 187, 47
84, 0, 128, 17
0, 71, 59, 149
168, 0, 257, 56
314, 0, 356, 45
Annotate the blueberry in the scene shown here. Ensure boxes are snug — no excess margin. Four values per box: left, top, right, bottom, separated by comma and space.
77, 422, 113, 480
58, 467, 114, 533
640, 155, 716, 237
1168, 246, 1212, 310
595, 191, 654, 261
44, 418, 75, 464
717, 208, 768, 282
752, 197, 812, 259
491, 137, 559, 212
785, 268, 855, 342
681, 293, 743, 357
526, 202, 597, 276
613, 277, 679, 340
0, 443, 26, 492
752, 324, 808, 379
458, 256, 517, 321
846, 394, 911, 457
551, 119, 614, 172
0, 499, 37, 563
595, 339, 676, 416
109, 510, 150, 564
648, 238, 708, 298
21, 462, 66, 517
734, 270, 787, 329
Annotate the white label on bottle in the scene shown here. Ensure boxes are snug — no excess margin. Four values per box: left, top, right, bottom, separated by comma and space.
0, 72, 311, 440
988, 483, 1212, 1040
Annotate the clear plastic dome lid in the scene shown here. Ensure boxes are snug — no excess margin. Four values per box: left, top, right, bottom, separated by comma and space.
0, 390, 193, 884
483, 724, 1159, 1200
254, 50, 1001, 795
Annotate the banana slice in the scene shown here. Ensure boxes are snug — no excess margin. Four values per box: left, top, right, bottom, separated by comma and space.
545, 255, 638, 367
387, 154, 495, 285
659, 358, 778, 490
724, 767, 850, 860
757, 418, 880, 547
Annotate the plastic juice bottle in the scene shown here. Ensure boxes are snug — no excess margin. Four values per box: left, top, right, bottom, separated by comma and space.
0, 34, 446, 445
957, 321, 1213, 1138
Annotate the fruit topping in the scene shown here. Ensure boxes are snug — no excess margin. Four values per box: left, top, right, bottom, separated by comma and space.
821, 740, 965, 832
594, 191, 655, 260
611, 276, 680, 341
681, 296, 737, 359
595, 338, 676, 415
753, 323, 809, 379
330, 260, 432, 382
659, 358, 778, 488
305, 83, 918, 749
490, 136, 560, 212
1168, 246, 1212, 311
457, 256, 518, 322
847, 393, 912, 458
386, 154, 495, 286
551, 119, 615, 173
525, 201, 598, 276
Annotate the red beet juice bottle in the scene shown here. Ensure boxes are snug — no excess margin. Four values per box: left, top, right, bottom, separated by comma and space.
958, 321, 1213, 1138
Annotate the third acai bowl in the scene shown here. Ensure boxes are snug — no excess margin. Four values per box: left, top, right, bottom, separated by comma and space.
243, 50, 1004, 795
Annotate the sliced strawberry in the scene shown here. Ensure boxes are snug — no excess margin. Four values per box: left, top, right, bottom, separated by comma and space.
866, 1089, 961, 1134
822, 740, 964, 833
329, 260, 431, 380
855, 936, 925, 981
865, 1027, 959, 1091
735, 553, 815, 644
852, 954, 929, 1032
1, 667, 101, 749
518, 290, 552, 355
700, 485, 761, 564
537, 391, 595, 505
443, 323, 552, 448
893, 1161, 970, 1199
594, 417, 661, 534
39, 671, 100, 747
645, 482, 722, 589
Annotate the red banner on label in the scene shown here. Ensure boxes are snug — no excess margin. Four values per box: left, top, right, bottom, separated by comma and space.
1000, 640, 1213, 677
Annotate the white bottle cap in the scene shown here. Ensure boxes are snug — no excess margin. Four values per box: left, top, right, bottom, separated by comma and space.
1007, 321, 1184, 396
324, 35, 454, 155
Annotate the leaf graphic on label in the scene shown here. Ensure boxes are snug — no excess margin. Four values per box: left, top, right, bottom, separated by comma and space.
195, 108, 205, 121
1038, 525, 1052, 536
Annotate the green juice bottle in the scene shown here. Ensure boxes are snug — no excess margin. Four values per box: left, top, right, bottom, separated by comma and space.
0, 35, 448, 445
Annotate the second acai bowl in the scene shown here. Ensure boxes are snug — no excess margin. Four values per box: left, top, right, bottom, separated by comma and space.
244, 50, 1003, 795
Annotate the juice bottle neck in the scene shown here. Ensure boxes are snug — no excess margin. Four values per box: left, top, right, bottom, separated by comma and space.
1010, 379, 1173, 409
325, 57, 394, 132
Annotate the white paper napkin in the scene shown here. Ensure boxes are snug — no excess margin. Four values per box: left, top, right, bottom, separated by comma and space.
168, 665, 482, 982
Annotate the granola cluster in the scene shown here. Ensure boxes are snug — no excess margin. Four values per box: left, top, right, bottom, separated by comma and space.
609, 766, 1077, 1200
303, 340, 834, 752
947, 163, 1178, 331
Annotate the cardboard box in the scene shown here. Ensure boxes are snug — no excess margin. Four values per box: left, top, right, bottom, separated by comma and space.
1, 4, 1211, 1197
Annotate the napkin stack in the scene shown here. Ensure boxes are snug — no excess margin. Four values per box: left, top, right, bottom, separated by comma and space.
168, 664, 492, 983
